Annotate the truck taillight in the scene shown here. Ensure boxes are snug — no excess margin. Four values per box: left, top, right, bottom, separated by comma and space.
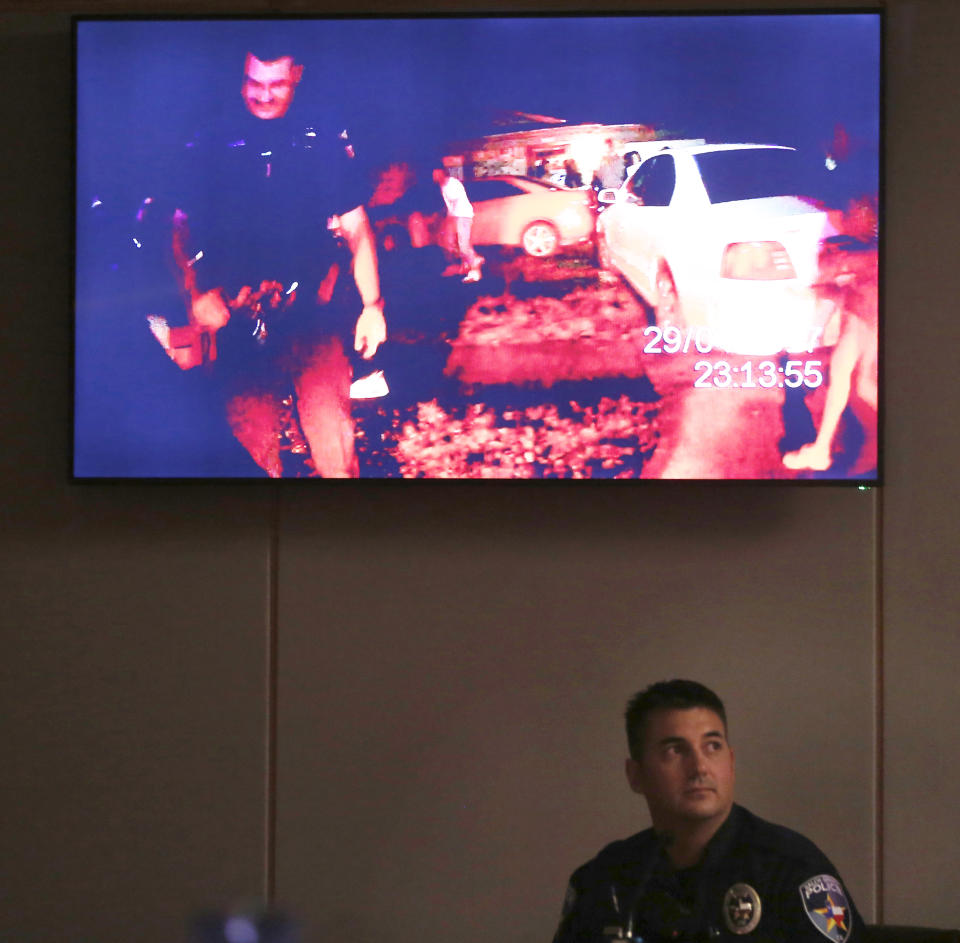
721, 241, 796, 280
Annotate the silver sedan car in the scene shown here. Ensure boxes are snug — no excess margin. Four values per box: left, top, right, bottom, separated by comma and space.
464, 175, 596, 258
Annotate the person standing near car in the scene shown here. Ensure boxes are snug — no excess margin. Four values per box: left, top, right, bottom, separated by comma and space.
592, 138, 626, 191
623, 150, 642, 181
563, 158, 584, 189
782, 233, 878, 477
432, 163, 484, 283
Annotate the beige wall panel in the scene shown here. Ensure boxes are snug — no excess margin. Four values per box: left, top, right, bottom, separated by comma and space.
0, 16, 273, 941
16, 0, 960, 938
2, 492, 274, 943
882, 0, 960, 929
275, 486, 875, 942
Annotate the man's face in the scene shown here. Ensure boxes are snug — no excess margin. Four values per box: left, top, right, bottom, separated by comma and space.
241, 54, 303, 120
625, 707, 735, 831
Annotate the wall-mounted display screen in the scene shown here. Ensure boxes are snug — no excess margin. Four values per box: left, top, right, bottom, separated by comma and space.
74, 13, 881, 480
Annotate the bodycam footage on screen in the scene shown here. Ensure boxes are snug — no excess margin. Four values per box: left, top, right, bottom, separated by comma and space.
74, 15, 880, 481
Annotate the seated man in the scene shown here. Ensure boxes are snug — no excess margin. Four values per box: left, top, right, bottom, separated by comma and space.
553, 680, 863, 943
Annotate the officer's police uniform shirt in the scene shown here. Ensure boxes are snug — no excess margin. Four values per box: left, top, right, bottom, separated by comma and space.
172, 109, 370, 310
553, 804, 864, 943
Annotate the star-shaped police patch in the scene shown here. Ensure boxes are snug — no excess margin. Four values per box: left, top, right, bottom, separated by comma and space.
799, 874, 852, 943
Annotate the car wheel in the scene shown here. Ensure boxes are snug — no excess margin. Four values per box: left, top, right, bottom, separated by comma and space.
655, 262, 681, 323
521, 221, 559, 258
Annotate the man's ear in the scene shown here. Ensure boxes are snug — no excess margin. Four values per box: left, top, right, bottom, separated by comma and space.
625, 757, 645, 796
292, 64, 304, 85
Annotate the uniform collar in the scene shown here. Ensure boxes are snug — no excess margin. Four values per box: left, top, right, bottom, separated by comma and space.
697, 803, 743, 872
650, 803, 742, 875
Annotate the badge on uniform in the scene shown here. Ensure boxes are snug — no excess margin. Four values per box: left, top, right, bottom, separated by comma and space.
723, 883, 762, 934
799, 874, 853, 943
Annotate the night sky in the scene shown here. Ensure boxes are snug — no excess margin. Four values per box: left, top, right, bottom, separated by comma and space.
77, 14, 880, 189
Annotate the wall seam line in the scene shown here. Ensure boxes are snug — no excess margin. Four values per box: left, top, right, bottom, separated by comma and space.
266, 487, 281, 905
875, 485, 885, 924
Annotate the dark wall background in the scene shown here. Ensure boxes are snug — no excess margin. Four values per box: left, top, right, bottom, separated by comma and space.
2, 2, 957, 942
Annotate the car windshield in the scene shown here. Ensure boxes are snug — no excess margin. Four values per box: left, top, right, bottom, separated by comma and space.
694, 148, 864, 207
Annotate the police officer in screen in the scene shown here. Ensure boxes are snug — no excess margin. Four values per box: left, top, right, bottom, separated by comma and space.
553, 680, 864, 943
166, 38, 385, 477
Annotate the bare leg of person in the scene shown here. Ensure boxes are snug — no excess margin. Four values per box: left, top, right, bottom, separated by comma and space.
783, 322, 859, 472
294, 336, 359, 478
457, 216, 483, 278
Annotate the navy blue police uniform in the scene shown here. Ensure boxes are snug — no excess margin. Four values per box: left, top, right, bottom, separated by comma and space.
178, 111, 369, 368
168, 110, 372, 476
553, 805, 863, 943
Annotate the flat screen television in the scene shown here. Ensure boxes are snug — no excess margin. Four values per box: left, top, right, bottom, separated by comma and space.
73, 12, 881, 481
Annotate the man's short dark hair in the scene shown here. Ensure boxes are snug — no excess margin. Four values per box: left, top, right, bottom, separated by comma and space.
237, 25, 307, 69
624, 680, 727, 760
246, 44, 302, 67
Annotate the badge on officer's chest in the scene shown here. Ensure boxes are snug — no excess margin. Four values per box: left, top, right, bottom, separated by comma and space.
723, 883, 762, 935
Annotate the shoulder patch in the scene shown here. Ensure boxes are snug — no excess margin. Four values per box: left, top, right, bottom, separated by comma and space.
799, 874, 853, 943
723, 883, 762, 934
